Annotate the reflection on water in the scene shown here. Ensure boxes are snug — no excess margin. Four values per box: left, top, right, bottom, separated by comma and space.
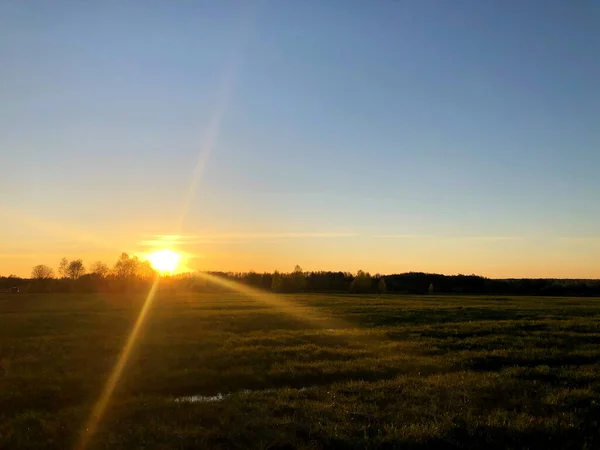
175, 393, 227, 403
174, 386, 312, 403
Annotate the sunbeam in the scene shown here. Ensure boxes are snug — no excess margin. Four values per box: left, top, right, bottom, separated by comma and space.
75, 10, 257, 449
175, 8, 254, 233
74, 272, 359, 450
75, 276, 160, 450
175, 59, 237, 231
196, 272, 352, 331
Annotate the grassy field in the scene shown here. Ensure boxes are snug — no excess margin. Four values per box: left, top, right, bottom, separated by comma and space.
2, 292, 600, 449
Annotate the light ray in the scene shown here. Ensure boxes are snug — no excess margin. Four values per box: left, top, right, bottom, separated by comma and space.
75, 272, 350, 450
75, 270, 385, 450
75, 276, 160, 450
75, 10, 257, 449
194, 273, 390, 349
175, 10, 254, 233
196, 272, 350, 330
175, 60, 236, 231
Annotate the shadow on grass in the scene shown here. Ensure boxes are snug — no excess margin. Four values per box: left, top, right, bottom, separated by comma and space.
285, 414, 600, 450
223, 418, 600, 450
353, 308, 530, 327
423, 323, 600, 354
468, 354, 600, 372
409, 420, 600, 450
515, 369, 599, 389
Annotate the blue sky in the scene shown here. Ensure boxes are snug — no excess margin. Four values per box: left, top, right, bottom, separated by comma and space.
1, 1, 599, 277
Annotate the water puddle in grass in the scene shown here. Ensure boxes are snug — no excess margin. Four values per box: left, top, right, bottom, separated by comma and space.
174, 386, 312, 403
175, 393, 228, 403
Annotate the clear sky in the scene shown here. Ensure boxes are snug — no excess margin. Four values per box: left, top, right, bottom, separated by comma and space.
2, 1, 599, 278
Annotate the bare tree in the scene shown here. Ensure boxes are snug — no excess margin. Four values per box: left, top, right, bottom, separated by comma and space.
58, 257, 69, 279
137, 259, 156, 280
67, 259, 85, 279
114, 253, 140, 279
90, 261, 110, 278
31, 265, 54, 279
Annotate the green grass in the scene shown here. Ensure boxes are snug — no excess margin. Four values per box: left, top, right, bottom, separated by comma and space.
2, 292, 600, 449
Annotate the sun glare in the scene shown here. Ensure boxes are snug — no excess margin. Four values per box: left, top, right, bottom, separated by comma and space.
146, 249, 181, 274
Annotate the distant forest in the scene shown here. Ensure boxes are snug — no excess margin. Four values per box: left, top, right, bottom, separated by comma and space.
1, 253, 599, 297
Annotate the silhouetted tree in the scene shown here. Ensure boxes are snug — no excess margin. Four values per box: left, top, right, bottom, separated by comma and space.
114, 253, 139, 279
10, 257, 600, 296
67, 259, 85, 279
377, 278, 387, 294
271, 271, 284, 292
137, 259, 156, 280
89, 261, 110, 278
290, 265, 307, 292
31, 265, 54, 279
350, 270, 372, 293
243, 271, 260, 287
58, 257, 69, 279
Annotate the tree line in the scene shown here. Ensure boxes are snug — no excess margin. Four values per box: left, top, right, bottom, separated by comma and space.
1, 255, 599, 296
29, 253, 155, 281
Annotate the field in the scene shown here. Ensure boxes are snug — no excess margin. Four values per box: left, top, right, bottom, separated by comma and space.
2, 292, 600, 449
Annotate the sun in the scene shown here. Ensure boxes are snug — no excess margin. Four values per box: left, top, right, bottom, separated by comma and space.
146, 249, 181, 274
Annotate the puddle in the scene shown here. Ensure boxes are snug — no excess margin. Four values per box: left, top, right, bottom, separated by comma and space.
174, 386, 312, 403
175, 393, 227, 403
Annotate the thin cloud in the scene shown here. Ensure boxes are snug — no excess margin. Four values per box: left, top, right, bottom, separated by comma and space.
139, 234, 203, 246
206, 232, 357, 239
456, 236, 523, 241
139, 232, 357, 246
151, 234, 198, 241
372, 235, 522, 241
372, 234, 434, 239
139, 238, 249, 246
556, 236, 600, 241
140, 233, 523, 247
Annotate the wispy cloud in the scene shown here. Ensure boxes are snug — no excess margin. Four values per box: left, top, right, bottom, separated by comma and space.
556, 236, 600, 241
139, 233, 524, 247
456, 236, 523, 241
139, 232, 357, 247
207, 232, 358, 239
139, 234, 202, 246
372, 234, 434, 239
372, 235, 522, 241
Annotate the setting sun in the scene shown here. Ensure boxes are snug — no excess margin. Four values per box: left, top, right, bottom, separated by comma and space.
146, 249, 181, 274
